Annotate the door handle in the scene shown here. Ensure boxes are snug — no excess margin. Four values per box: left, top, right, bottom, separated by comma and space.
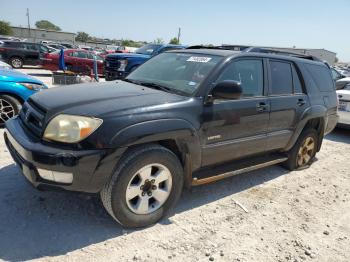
256, 102, 269, 112
297, 99, 306, 106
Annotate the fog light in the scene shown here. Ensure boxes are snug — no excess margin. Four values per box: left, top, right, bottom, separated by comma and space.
37, 168, 73, 184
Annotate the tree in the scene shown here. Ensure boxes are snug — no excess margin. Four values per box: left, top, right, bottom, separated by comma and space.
75, 31, 90, 42
153, 38, 164, 44
169, 37, 179, 45
121, 39, 143, 47
0, 20, 13, 35
35, 20, 61, 31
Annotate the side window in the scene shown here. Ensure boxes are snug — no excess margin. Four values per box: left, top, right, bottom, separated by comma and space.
305, 64, 335, 91
331, 68, 341, 81
77, 51, 88, 59
217, 59, 264, 97
269, 61, 293, 95
292, 65, 303, 94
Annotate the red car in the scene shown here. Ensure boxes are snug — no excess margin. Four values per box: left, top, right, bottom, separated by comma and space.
43, 49, 104, 75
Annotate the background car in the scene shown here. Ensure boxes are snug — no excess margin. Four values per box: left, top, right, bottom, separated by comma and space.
43, 49, 104, 75
0, 69, 47, 126
104, 43, 186, 80
337, 84, 350, 128
0, 41, 49, 68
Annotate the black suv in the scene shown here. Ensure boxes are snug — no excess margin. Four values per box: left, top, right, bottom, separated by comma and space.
0, 41, 49, 68
4, 48, 338, 227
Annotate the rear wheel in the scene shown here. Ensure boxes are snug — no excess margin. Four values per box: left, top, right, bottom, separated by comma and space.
284, 128, 318, 170
9, 57, 23, 68
0, 95, 21, 127
100, 144, 184, 228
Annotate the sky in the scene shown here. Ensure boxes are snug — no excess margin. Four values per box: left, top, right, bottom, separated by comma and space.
1, 0, 349, 61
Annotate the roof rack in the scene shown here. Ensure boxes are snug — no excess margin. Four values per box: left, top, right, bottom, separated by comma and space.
186, 45, 327, 65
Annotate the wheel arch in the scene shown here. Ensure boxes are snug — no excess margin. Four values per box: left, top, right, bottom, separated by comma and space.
0, 91, 25, 104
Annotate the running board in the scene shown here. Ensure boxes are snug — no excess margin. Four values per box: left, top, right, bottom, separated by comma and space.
192, 155, 288, 186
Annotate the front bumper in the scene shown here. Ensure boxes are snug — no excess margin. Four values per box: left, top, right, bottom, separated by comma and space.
4, 117, 125, 193
104, 69, 127, 80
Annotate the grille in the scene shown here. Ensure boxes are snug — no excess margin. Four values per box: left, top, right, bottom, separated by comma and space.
19, 99, 46, 137
105, 57, 121, 69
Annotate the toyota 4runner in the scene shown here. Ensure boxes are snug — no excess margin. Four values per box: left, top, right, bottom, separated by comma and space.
4, 47, 338, 227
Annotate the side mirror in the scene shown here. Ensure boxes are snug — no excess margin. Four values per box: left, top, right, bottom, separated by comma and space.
211, 80, 242, 100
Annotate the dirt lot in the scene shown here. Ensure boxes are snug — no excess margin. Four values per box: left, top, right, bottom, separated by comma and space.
0, 127, 349, 262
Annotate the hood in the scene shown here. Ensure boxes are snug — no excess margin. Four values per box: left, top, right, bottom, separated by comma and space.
30, 80, 186, 119
106, 53, 151, 59
0, 69, 44, 84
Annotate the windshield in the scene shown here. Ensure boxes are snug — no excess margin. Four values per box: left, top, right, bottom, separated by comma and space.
135, 44, 162, 55
126, 52, 222, 96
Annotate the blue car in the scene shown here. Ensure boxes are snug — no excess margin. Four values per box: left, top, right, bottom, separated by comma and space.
0, 69, 47, 126
104, 43, 186, 80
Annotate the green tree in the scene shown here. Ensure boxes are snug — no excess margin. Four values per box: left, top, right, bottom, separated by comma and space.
121, 39, 143, 47
75, 31, 90, 42
0, 20, 13, 35
169, 37, 180, 45
35, 20, 61, 31
153, 38, 164, 44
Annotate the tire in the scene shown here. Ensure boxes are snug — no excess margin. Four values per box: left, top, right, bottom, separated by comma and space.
284, 128, 319, 171
100, 144, 184, 228
9, 57, 23, 68
0, 95, 22, 127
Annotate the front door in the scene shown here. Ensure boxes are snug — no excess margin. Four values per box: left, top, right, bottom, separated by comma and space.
201, 58, 270, 167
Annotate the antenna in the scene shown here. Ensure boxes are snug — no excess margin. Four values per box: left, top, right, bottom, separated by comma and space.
26, 8, 31, 37
177, 27, 181, 44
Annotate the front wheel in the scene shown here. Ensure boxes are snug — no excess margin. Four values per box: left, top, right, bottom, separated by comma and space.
9, 57, 23, 68
100, 144, 184, 228
284, 128, 319, 170
0, 95, 21, 127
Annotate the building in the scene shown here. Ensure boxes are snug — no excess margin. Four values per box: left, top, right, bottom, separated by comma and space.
11, 26, 75, 44
222, 44, 337, 65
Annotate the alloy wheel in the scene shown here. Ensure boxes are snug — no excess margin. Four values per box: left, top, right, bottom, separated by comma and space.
297, 137, 315, 167
11, 58, 22, 68
125, 163, 172, 215
0, 98, 15, 124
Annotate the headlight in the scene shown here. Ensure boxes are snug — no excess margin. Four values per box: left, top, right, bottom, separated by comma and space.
43, 114, 103, 143
20, 82, 44, 91
118, 59, 128, 71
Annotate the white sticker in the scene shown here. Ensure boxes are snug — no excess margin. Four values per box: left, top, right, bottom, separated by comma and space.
187, 56, 212, 63
188, 81, 197, 86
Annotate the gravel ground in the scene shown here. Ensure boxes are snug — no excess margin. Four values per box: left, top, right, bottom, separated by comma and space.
0, 127, 349, 262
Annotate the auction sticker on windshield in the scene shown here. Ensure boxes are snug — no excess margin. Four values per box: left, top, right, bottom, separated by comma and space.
187, 56, 212, 63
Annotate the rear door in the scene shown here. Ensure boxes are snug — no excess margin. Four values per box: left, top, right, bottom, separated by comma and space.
266, 59, 310, 151
23, 43, 40, 65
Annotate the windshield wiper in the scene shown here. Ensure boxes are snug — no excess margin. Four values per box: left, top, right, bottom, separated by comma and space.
137, 81, 174, 93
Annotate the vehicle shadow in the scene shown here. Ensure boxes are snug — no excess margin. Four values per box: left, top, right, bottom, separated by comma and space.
0, 162, 288, 261
325, 127, 350, 143
27, 73, 52, 77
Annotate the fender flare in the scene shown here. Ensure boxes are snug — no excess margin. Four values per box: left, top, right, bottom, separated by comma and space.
285, 105, 326, 151
110, 118, 202, 171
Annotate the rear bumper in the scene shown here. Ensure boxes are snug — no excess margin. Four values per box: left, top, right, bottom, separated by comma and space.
4, 117, 125, 193
324, 112, 339, 135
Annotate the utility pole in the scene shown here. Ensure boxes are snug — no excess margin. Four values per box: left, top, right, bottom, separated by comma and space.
26, 8, 31, 38
177, 27, 181, 44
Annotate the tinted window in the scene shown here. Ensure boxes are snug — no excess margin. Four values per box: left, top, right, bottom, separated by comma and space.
270, 61, 293, 95
159, 47, 181, 53
4, 42, 21, 48
217, 59, 264, 97
23, 43, 38, 51
305, 64, 334, 91
76, 51, 88, 59
292, 65, 303, 93
331, 68, 341, 81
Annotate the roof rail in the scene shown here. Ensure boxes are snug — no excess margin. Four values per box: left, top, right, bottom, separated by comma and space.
186, 45, 330, 67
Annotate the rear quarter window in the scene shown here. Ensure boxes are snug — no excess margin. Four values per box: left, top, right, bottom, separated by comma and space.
304, 64, 334, 92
